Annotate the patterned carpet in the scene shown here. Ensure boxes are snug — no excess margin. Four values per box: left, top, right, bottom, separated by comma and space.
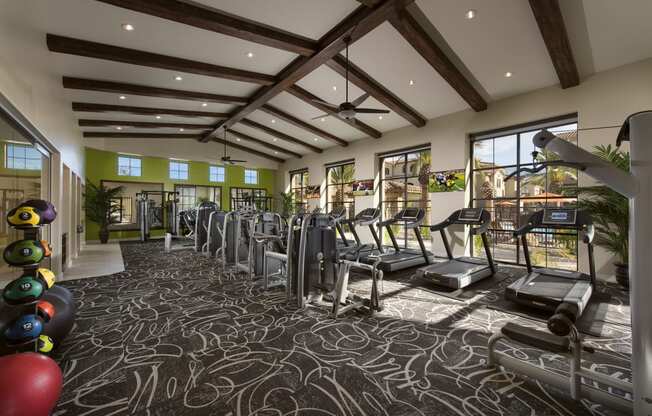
52, 241, 632, 415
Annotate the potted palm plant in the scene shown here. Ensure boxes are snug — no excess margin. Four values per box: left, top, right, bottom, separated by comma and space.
574, 145, 630, 289
84, 181, 124, 244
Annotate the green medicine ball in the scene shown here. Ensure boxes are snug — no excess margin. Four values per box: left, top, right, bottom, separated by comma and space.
2, 276, 45, 305
3, 240, 45, 267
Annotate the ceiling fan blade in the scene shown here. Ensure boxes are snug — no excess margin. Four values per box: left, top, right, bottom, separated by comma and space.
351, 92, 370, 107
311, 113, 333, 120
229, 159, 247, 163
355, 108, 390, 114
311, 98, 338, 110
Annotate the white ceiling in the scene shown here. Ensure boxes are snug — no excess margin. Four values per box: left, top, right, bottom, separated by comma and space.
2, 0, 651, 163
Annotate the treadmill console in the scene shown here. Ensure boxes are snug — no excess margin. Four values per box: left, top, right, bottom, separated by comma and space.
457, 208, 484, 223
329, 206, 347, 219
355, 208, 380, 221
399, 208, 421, 221
542, 209, 577, 226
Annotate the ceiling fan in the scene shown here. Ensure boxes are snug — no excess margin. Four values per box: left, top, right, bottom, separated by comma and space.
220, 130, 246, 165
312, 36, 389, 121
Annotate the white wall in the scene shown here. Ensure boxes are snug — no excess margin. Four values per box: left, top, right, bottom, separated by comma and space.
280, 58, 652, 280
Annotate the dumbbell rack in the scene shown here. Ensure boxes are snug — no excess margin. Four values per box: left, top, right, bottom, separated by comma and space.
1, 225, 49, 354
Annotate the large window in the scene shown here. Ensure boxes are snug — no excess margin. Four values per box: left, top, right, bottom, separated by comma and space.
209, 165, 225, 183
380, 147, 431, 250
471, 120, 579, 270
290, 170, 309, 212
326, 162, 355, 218
169, 160, 189, 180
230, 187, 270, 211
117, 155, 141, 177
175, 184, 221, 212
244, 169, 258, 185
6, 143, 42, 170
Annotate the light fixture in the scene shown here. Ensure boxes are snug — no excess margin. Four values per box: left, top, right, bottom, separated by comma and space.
121, 23, 135, 31
320, 117, 325, 122
179, 128, 184, 132
465, 10, 476, 20
119, 95, 126, 100
174, 75, 183, 81
313, 138, 318, 141
332, 86, 337, 91
378, 115, 383, 120
274, 151, 278, 154
271, 119, 276, 124
409, 80, 415, 86
156, 115, 161, 119
505, 71, 513, 78
273, 138, 278, 142
116, 126, 123, 130
236, 138, 241, 142
201, 102, 207, 107
247, 52, 254, 58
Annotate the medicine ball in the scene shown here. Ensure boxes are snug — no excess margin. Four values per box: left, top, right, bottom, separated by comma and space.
47, 285, 73, 304
3, 240, 51, 267
2, 276, 44, 305
6, 200, 57, 229
0, 352, 63, 416
35, 268, 56, 289
42, 291, 75, 344
4, 314, 43, 344
37, 335, 54, 354
36, 301, 55, 323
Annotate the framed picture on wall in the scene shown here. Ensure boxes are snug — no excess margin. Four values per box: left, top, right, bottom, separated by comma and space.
428, 169, 465, 192
305, 185, 320, 199
352, 179, 374, 196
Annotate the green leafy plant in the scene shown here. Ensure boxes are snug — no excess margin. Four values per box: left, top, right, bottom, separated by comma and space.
279, 191, 294, 218
84, 181, 124, 243
574, 145, 629, 264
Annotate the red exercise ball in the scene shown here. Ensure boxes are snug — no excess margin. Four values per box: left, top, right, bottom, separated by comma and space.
0, 352, 63, 416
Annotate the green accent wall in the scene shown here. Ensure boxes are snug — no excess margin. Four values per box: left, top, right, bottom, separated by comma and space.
84, 147, 277, 241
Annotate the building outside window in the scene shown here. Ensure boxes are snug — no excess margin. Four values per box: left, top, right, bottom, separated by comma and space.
210, 165, 225, 182
379, 147, 431, 250
117, 155, 141, 177
6, 143, 42, 170
244, 169, 258, 185
169, 160, 189, 180
470, 119, 579, 270
290, 169, 309, 212
326, 161, 355, 221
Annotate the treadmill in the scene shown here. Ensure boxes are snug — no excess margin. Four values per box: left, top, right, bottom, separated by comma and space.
505, 208, 595, 317
339, 208, 384, 261
415, 208, 496, 289
367, 207, 434, 272
328, 206, 356, 250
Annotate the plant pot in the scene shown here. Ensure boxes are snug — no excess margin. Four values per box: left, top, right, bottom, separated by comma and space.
614, 262, 629, 290
98, 228, 110, 244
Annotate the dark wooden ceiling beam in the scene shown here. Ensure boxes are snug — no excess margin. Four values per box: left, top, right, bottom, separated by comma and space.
203, 0, 414, 142
62, 77, 248, 104
286, 85, 382, 138
239, 119, 322, 153
325, 56, 427, 126
529, 0, 580, 89
48, 34, 276, 86
78, 119, 212, 129
71, 102, 229, 118
96, 0, 317, 56
213, 137, 285, 163
388, 8, 487, 111
227, 129, 302, 158
83, 132, 202, 139
260, 105, 348, 146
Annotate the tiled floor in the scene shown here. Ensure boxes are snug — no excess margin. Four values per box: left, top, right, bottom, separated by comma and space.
61, 242, 125, 281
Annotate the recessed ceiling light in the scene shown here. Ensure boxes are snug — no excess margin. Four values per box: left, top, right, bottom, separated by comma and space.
115, 126, 123, 130
156, 115, 161, 119
332, 86, 337, 91
313, 138, 318, 141
274, 151, 278, 154
122, 23, 135, 31
119, 95, 126, 100
320, 117, 325, 122
505, 71, 513, 78
247, 52, 254, 58
179, 128, 184, 132
378, 115, 383, 120
174, 75, 183, 81
409, 80, 415, 86
465, 10, 476, 20
271, 119, 276, 123
201, 103, 207, 107
236, 138, 241, 142
273, 138, 278, 142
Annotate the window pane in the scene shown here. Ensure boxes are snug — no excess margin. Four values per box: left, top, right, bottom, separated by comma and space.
473, 170, 495, 200
493, 135, 517, 167
472, 140, 493, 169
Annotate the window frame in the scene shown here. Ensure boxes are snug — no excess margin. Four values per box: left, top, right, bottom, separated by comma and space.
117, 155, 142, 177
209, 165, 225, 183
325, 161, 355, 220
470, 117, 579, 269
290, 170, 309, 211
174, 184, 222, 212
244, 168, 258, 185
5, 143, 43, 170
169, 160, 189, 181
